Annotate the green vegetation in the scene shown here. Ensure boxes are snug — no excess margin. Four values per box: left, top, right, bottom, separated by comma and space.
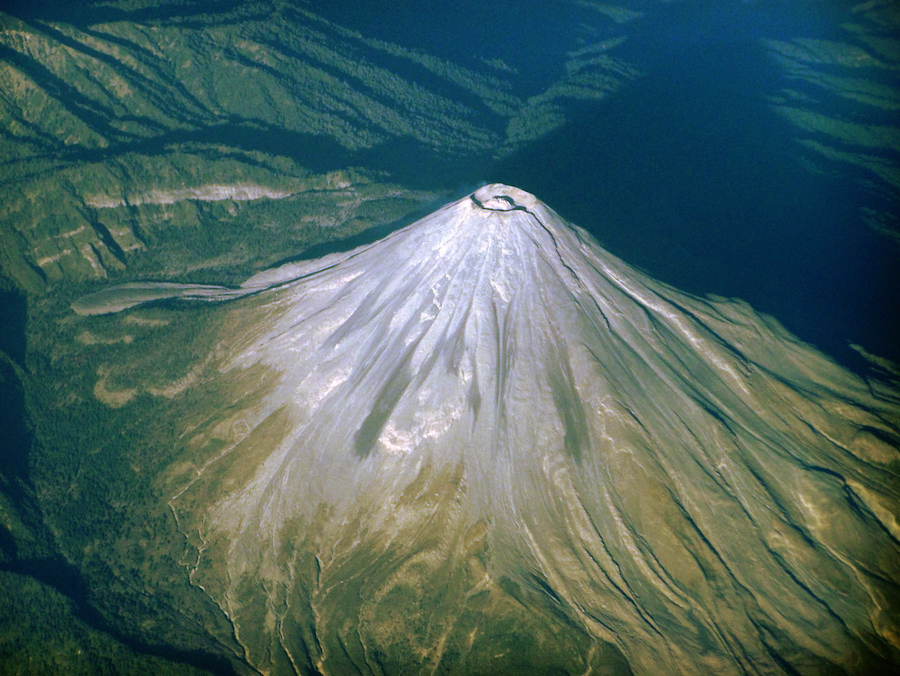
14, 289, 249, 671
0, 571, 209, 675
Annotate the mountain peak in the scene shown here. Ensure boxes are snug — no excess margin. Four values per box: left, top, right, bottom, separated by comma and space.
471, 183, 538, 212
73, 186, 899, 674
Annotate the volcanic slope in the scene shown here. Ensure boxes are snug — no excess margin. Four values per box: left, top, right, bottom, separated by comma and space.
77, 185, 900, 674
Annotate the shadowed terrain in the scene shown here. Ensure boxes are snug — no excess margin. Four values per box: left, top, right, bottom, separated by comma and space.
1, 1, 899, 673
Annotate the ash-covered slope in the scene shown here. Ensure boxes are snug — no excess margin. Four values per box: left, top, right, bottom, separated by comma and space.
80, 184, 899, 674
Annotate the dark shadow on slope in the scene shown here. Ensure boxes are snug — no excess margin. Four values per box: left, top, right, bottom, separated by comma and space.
350, 136, 494, 191
0, 554, 237, 674
1, 0, 246, 26
309, 0, 590, 91
492, 21, 900, 375
0, 284, 27, 366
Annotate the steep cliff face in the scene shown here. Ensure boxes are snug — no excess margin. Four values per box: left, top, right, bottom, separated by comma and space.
72, 185, 900, 674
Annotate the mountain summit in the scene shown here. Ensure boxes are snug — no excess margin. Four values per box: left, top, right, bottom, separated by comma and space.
76, 185, 899, 674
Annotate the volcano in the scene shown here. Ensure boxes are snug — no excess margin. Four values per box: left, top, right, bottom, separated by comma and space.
75, 184, 899, 674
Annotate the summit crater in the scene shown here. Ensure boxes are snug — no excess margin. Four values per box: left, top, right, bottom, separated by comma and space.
471, 183, 539, 212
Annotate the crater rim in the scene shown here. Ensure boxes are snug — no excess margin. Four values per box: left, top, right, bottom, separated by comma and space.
471, 183, 537, 212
